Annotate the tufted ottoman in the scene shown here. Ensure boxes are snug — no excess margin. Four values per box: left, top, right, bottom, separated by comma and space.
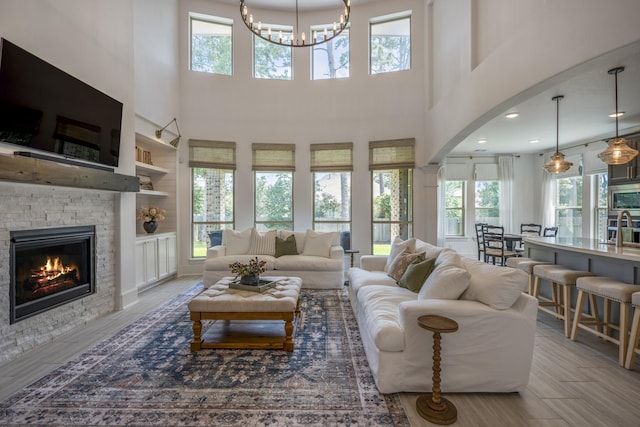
188, 276, 302, 352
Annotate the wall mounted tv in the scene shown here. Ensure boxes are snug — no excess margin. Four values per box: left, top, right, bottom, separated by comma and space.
0, 38, 123, 169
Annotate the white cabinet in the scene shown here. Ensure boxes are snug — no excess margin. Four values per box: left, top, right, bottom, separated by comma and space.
135, 232, 176, 290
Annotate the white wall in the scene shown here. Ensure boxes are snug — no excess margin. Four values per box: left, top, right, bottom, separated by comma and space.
177, 0, 427, 274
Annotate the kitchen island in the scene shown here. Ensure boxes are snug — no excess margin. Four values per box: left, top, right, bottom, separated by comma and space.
524, 236, 640, 285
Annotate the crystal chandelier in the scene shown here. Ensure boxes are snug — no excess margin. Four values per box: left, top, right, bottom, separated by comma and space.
240, 0, 350, 47
597, 66, 638, 165
544, 95, 573, 174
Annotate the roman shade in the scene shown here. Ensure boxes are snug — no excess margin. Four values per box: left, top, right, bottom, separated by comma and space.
368, 138, 415, 170
188, 139, 236, 169
474, 163, 498, 180
310, 142, 353, 172
252, 143, 296, 171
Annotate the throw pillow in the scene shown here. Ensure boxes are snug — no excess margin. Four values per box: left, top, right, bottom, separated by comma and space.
279, 230, 306, 253
387, 250, 426, 281
223, 228, 252, 255
397, 257, 437, 292
384, 237, 417, 272
275, 234, 298, 257
301, 229, 336, 258
459, 257, 527, 310
418, 264, 471, 300
248, 228, 276, 256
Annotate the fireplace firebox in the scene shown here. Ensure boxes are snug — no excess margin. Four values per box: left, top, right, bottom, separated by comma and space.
10, 225, 95, 323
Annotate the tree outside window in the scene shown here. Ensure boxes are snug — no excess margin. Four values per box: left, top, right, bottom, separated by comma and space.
594, 173, 608, 241
371, 169, 412, 254
255, 172, 293, 230
445, 181, 465, 236
191, 168, 234, 257
370, 14, 410, 75
254, 28, 292, 80
190, 16, 232, 75
313, 172, 351, 232
556, 176, 583, 237
475, 181, 500, 225
312, 27, 349, 80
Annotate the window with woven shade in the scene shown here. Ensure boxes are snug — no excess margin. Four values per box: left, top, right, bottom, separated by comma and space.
252, 143, 295, 230
369, 138, 415, 254
189, 139, 236, 258
311, 143, 353, 238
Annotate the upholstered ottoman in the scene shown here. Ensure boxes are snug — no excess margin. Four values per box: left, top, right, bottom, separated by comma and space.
188, 276, 302, 352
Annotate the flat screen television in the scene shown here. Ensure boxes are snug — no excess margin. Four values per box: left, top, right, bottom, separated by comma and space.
0, 38, 123, 169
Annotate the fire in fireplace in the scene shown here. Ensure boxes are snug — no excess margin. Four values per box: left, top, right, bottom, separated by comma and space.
10, 225, 95, 323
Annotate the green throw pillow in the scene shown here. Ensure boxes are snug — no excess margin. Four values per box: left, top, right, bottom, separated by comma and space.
275, 234, 298, 257
398, 258, 436, 292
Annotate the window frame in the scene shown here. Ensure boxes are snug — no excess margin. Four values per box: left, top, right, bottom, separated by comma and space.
445, 180, 466, 237
474, 180, 501, 226
253, 24, 293, 80
369, 11, 412, 75
189, 13, 233, 75
311, 24, 350, 80
555, 175, 583, 238
254, 171, 294, 231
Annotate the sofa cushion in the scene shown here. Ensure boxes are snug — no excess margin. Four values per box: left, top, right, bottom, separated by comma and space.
248, 229, 276, 256
275, 234, 298, 257
418, 264, 470, 300
274, 255, 343, 271
384, 237, 417, 272
348, 268, 397, 295
204, 254, 276, 272
460, 257, 528, 310
415, 240, 444, 261
397, 257, 436, 292
223, 228, 252, 255
387, 249, 426, 281
301, 230, 337, 258
357, 285, 416, 352
434, 248, 465, 269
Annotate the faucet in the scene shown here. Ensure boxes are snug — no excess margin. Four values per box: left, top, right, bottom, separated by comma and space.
616, 210, 634, 247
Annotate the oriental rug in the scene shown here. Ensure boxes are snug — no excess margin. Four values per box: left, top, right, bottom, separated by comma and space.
0, 284, 409, 426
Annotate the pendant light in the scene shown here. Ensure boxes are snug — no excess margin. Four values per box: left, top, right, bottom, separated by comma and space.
597, 66, 638, 165
544, 95, 573, 174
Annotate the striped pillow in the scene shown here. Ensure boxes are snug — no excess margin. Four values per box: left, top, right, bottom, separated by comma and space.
248, 229, 276, 256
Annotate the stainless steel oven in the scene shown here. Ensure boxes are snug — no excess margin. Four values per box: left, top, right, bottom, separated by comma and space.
608, 183, 640, 217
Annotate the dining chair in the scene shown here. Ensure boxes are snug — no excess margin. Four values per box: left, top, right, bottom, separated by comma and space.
474, 223, 486, 261
482, 225, 516, 266
515, 223, 542, 256
543, 226, 559, 237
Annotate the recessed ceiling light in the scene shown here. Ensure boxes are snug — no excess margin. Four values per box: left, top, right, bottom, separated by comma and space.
505, 112, 519, 119
609, 111, 625, 118
474, 149, 487, 152
529, 139, 539, 144
477, 139, 487, 144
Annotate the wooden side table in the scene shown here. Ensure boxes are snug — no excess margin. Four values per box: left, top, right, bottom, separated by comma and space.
416, 314, 459, 425
344, 249, 359, 267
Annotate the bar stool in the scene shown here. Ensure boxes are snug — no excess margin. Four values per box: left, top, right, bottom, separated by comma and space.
625, 292, 640, 369
532, 264, 593, 337
570, 276, 638, 367
505, 257, 550, 295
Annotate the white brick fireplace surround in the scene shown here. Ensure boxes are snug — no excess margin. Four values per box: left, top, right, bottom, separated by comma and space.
0, 182, 117, 364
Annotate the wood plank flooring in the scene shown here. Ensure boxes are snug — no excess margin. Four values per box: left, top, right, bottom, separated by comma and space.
1, 276, 640, 426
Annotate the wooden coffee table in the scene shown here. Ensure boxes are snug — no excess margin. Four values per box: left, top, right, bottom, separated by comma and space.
188, 276, 302, 352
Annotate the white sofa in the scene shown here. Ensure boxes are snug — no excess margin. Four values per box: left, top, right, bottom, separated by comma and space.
347, 238, 538, 394
203, 228, 344, 289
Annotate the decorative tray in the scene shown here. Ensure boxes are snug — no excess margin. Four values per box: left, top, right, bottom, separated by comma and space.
228, 279, 279, 293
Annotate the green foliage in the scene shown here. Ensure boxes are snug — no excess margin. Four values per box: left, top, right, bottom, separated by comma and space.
191, 35, 232, 75
370, 35, 410, 74
315, 192, 340, 219
374, 193, 391, 219
256, 172, 292, 222
254, 35, 291, 80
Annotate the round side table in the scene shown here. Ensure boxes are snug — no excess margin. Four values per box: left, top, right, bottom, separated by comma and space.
416, 314, 459, 425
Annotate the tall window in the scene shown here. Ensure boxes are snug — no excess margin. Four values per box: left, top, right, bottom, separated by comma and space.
190, 14, 233, 75
311, 143, 352, 233
254, 26, 292, 80
445, 181, 465, 236
370, 138, 414, 255
556, 175, 583, 237
594, 172, 608, 241
370, 12, 411, 75
475, 181, 500, 225
189, 140, 235, 258
253, 143, 295, 230
311, 25, 350, 80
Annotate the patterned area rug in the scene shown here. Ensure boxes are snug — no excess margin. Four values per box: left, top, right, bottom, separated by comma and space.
0, 284, 409, 426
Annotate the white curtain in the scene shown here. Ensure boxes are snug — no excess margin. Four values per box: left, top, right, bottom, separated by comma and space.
541, 168, 556, 229
498, 156, 514, 233
437, 165, 446, 247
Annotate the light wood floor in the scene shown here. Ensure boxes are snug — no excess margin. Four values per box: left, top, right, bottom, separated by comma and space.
1, 276, 640, 426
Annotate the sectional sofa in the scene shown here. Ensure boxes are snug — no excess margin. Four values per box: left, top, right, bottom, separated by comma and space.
203, 228, 344, 289
347, 238, 538, 393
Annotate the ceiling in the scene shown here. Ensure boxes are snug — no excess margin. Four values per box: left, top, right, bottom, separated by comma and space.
449, 43, 640, 157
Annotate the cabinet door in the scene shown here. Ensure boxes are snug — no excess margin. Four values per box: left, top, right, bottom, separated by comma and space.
135, 240, 146, 288
157, 236, 170, 279
144, 238, 159, 284
608, 140, 639, 184
166, 234, 177, 274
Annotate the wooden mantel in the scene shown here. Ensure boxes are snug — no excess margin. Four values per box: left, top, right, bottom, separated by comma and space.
0, 153, 140, 192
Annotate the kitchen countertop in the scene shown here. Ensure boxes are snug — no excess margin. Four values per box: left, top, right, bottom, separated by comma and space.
524, 236, 640, 262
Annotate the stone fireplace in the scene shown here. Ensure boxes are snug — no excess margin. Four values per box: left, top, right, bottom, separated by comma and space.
10, 225, 95, 324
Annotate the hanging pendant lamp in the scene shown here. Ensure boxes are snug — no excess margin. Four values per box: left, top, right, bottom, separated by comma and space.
597, 66, 638, 165
544, 95, 573, 174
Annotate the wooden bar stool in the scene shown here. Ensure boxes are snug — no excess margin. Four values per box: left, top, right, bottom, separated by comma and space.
570, 276, 638, 366
625, 292, 640, 369
532, 264, 593, 337
506, 257, 550, 295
